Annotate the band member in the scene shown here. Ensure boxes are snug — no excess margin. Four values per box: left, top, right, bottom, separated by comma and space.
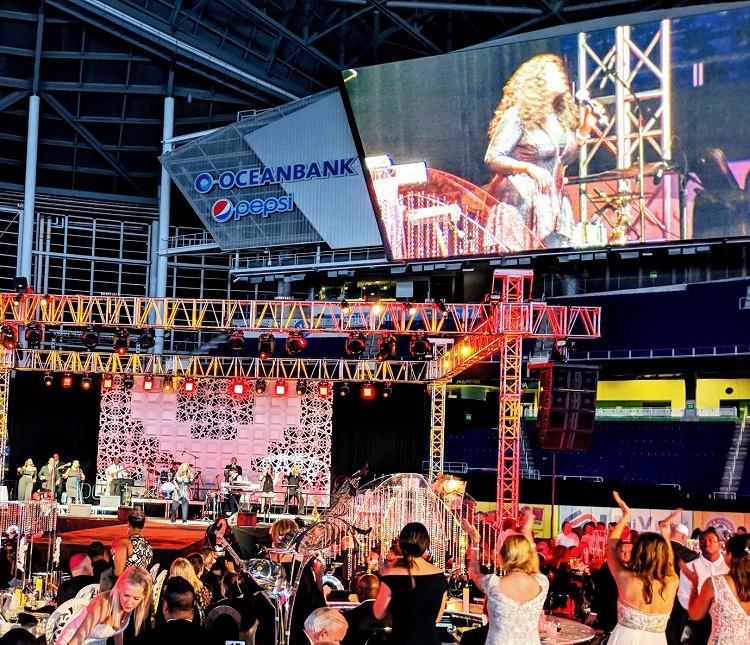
170, 463, 194, 524
52, 453, 65, 502
63, 460, 85, 504
16, 459, 37, 501
224, 457, 242, 482
105, 457, 131, 496
260, 464, 276, 518
39, 457, 57, 498
283, 464, 303, 514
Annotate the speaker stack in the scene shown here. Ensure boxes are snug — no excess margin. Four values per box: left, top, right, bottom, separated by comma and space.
536, 364, 599, 451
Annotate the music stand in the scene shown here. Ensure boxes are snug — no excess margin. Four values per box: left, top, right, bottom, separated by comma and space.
114, 478, 135, 507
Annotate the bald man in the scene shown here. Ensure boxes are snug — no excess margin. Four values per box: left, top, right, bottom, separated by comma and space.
341, 574, 392, 645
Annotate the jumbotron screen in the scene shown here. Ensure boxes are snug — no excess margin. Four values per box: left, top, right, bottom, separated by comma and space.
344, 5, 750, 261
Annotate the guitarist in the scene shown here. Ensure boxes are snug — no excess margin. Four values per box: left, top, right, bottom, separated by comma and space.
105, 457, 133, 497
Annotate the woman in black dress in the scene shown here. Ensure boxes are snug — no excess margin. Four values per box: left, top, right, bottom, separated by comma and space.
373, 522, 447, 645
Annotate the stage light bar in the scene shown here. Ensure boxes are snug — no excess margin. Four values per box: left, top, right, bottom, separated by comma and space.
113, 328, 130, 355
43, 371, 53, 387
82, 325, 100, 351
61, 372, 73, 389
102, 374, 114, 390
142, 375, 155, 391
275, 380, 287, 396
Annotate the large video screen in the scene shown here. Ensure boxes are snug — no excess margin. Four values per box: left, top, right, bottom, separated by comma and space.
344, 5, 750, 261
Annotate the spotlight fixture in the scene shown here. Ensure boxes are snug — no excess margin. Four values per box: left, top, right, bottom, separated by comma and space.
1, 325, 17, 350
138, 328, 156, 350
275, 380, 287, 396
317, 381, 331, 397
460, 343, 471, 357
102, 374, 114, 390
383, 382, 393, 398
227, 327, 245, 352
24, 321, 44, 348
142, 375, 155, 392
435, 299, 449, 317
163, 376, 174, 393
82, 325, 100, 351
296, 380, 307, 396
12, 276, 28, 294
371, 302, 383, 315
286, 330, 307, 355
254, 379, 267, 395
402, 301, 417, 316
113, 328, 130, 355
257, 333, 275, 359
409, 333, 432, 360
340, 299, 351, 315
231, 379, 247, 396
345, 332, 367, 357
361, 381, 376, 400
39, 294, 50, 307
123, 374, 135, 390
376, 335, 397, 361
43, 371, 53, 387
61, 372, 73, 389
81, 374, 92, 391
182, 377, 196, 393
339, 382, 350, 397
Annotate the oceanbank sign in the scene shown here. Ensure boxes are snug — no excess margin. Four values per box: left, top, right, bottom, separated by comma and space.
194, 157, 359, 222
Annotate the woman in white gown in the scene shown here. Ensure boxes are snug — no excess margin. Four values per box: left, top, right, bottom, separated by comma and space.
465, 510, 548, 645
688, 533, 750, 644
606, 492, 682, 645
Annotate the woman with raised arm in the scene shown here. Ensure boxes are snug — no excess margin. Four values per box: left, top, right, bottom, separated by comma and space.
464, 509, 548, 645
687, 533, 750, 644
606, 491, 681, 644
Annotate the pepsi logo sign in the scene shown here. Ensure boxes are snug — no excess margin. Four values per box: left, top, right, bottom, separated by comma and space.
212, 199, 234, 222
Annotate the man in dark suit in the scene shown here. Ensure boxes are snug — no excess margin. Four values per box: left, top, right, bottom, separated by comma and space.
666, 524, 700, 645
341, 574, 392, 645
141, 576, 208, 642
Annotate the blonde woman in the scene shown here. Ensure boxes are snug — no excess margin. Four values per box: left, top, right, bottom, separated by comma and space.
16, 458, 36, 501
169, 557, 212, 608
57, 565, 152, 645
170, 462, 193, 524
465, 516, 547, 645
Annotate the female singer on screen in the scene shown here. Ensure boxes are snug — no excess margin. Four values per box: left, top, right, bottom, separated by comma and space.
483, 54, 600, 251
605, 491, 681, 645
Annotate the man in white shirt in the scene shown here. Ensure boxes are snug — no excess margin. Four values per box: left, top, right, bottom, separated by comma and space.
555, 521, 580, 548
671, 528, 728, 645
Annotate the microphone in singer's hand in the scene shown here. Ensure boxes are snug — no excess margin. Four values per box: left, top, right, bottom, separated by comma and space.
575, 90, 609, 127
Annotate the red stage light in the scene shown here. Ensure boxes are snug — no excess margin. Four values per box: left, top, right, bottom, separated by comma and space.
182, 377, 196, 393
232, 379, 247, 396
163, 376, 174, 393
317, 381, 331, 397
275, 380, 287, 396
61, 373, 73, 389
143, 376, 154, 391
102, 374, 114, 390
43, 371, 53, 387
81, 374, 92, 390
362, 382, 376, 400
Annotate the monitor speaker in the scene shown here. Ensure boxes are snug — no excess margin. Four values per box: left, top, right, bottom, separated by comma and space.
537, 364, 599, 450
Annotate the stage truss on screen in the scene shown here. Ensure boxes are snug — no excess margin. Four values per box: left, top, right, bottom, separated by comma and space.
0, 275, 599, 518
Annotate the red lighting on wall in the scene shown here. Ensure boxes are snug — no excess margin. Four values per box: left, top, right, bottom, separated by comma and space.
61, 373, 73, 389
275, 380, 287, 396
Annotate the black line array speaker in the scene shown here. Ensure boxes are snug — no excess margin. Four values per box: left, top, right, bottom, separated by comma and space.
536, 364, 599, 450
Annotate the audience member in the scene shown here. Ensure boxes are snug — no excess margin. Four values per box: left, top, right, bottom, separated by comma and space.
341, 574, 392, 645
555, 521, 580, 548
113, 507, 152, 580
170, 557, 213, 608
144, 575, 208, 642
666, 524, 699, 644
88, 541, 111, 579
56, 554, 98, 605
304, 607, 348, 644
0, 630, 39, 645
589, 540, 632, 634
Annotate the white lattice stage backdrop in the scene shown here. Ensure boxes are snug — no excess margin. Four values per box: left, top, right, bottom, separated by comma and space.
97, 376, 332, 497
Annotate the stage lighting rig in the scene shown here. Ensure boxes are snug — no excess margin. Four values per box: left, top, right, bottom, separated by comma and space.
231, 379, 247, 396
24, 322, 44, 349
257, 333, 275, 359
409, 334, 432, 360
81, 374, 92, 391
255, 379, 267, 394
345, 332, 367, 357
317, 381, 331, 397
1, 325, 17, 350
82, 325, 100, 351
435, 299, 449, 317
138, 328, 156, 351
113, 328, 130, 355
376, 335, 397, 361
102, 374, 114, 390
402, 301, 417, 316
227, 327, 245, 352
286, 330, 307, 355
275, 380, 288, 396
182, 377, 196, 393
296, 380, 307, 396
142, 375, 155, 391
61, 373, 73, 389
340, 299, 351, 315
122, 374, 135, 390
383, 382, 393, 398
339, 382, 350, 397
43, 371, 53, 387
163, 376, 174, 393
361, 381, 376, 400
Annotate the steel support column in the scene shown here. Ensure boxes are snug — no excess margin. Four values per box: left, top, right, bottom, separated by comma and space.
428, 381, 446, 482
155, 95, 174, 354
0, 356, 11, 487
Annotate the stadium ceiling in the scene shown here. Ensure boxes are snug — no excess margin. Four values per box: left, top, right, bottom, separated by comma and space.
0, 0, 742, 223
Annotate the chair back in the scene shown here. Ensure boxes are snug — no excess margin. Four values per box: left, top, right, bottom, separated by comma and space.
45, 598, 88, 645
74, 583, 100, 601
